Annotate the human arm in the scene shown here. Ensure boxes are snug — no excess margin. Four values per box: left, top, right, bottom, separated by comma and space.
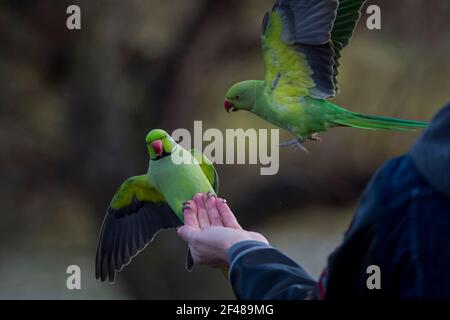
177, 193, 318, 300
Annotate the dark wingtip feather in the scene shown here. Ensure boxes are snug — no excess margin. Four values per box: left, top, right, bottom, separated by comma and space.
261, 12, 270, 35
186, 248, 194, 272
95, 201, 182, 283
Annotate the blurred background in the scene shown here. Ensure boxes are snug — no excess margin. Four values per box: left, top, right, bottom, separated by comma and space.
1, 0, 449, 299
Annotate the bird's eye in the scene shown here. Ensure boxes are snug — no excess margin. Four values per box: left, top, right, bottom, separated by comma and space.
236, 95, 240, 100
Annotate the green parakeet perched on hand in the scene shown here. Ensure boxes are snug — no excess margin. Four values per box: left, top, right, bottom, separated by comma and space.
95, 129, 218, 282
224, 0, 428, 151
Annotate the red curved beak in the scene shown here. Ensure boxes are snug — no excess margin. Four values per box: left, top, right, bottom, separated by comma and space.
224, 99, 235, 113
151, 140, 163, 156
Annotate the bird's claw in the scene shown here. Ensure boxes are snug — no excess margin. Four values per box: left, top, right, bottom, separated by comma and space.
206, 191, 216, 198
182, 201, 191, 212
308, 133, 322, 142
279, 138, 309, 154
292, 142, 309, 154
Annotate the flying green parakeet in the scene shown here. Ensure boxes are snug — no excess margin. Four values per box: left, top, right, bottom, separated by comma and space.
224, 0, 428, 151
95, 129, 218, 282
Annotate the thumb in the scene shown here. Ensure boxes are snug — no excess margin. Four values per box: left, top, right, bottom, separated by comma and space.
177, 226, 198, 243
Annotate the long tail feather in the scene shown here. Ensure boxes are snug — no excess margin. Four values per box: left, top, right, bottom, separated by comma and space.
334, 112, 429, 131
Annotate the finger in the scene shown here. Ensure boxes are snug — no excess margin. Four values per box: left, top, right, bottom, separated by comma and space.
177, 225, 198, 243
205, 192, 223, 227
182, 200, 199, 229
216, 198, 242, 229
193, 193, 210, 228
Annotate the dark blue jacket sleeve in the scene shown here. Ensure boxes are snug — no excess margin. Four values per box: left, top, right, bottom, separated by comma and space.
326, 155, 450, 300
228, 240, 318, 300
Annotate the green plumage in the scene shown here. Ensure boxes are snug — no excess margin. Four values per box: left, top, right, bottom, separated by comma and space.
96, 129, 218, 282
148, 148, 217, 221
224, 0, 429, 142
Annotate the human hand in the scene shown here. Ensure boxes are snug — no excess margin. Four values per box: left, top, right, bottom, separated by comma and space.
177, 193, 268, 268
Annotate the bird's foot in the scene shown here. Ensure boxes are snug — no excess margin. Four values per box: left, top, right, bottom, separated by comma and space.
307, 133, 322, 142
279, 138, 309, 153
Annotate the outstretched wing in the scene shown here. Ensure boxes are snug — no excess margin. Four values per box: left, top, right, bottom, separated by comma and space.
95, 175, 181, 282
331, 0, 367, 91
190, 149, 219, 194
262, 0, 338, 101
